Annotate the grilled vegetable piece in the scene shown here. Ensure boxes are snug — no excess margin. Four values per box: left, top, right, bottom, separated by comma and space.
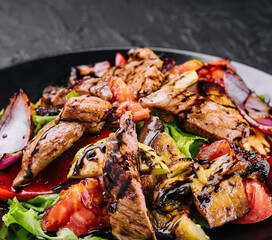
105, 48, 164, 99
139, 116, 185, 165
167, 70, 199, 90
67, 139, 107, 179
137, 142, 169, 175
0, 91, 33, 170
140, 85, 249, 145
12, 119, 84, 188
41, 178, 110, 236
191, 174, 250, 228
170, 59, 204, 75
152, 210, 209, 240
103, 111, 156, 240
68, 139, 168, 180
60, 95, 112, 134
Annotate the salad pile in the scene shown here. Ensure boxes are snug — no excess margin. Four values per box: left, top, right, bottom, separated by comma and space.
0, 48, 272, 240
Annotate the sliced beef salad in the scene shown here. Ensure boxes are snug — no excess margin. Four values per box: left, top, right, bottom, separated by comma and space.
0, 48, 272, 240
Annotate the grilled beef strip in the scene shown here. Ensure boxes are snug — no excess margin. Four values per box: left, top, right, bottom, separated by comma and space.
69, 60, 111, 86
191, 174, 250, 228
140, 85, 250, 146
35, 86, 68, 108
60, 95, 112, 134
104, 48, 164, 99
12, 119, 84, 188
103, 111, 156, 240
71, 76, 113, 101
13, 95, 112, 188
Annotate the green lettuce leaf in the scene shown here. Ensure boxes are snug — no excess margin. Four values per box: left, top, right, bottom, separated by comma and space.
33, 115, 57, 135
22, 194, 60, 213
164, 123, 208, 158
0, 197, 106, 240
65, 91, 81, 100
0, 108, 4, 119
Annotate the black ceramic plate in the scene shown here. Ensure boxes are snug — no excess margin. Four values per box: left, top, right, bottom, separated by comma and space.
0, 47, 272, 240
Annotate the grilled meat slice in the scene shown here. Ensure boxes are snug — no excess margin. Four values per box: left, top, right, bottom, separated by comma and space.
60, 95, 112, 133
127, 48, 160, 61
105, 48, 164, 99
103, 111, 156, 240
140, 86, 249, 145
69, 61, 111, 85
191, 174, 250, 228
71, 76, 113, 101
36, 86, 68, 107
12, 119, 84, 188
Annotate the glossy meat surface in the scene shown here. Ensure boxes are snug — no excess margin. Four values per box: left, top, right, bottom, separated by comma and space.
13, 119, 84, 188
61, 95, 112, 123
140, 86, 249, 145
105, 48, 164, 99
103, 111, 156, 240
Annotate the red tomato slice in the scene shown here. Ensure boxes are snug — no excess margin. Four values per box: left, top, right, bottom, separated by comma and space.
235, 179, 272, 224
41, 178, 110, 236
0, 129, 112, 201
170, 59, 203, 74
115, 52, 126, 66
108, 76, 135, 102
196, 139, 231, 161
108, 101, 150, 126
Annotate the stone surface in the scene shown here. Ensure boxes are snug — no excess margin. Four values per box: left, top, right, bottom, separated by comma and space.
0, 0, 271, 74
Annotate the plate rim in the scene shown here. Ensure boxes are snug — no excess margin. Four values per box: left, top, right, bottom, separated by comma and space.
0, 46, 271, 79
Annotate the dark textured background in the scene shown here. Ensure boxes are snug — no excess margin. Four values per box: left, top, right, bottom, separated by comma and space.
0, 0, 272, 74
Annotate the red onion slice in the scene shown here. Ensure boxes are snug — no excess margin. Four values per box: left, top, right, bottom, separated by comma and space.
0, 91, 33, 169
224, 71, 272, 135
0, 152, 23, 170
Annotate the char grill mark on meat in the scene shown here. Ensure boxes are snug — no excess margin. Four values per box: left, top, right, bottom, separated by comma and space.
103, 111, 156, 240
231, 144, 270, 181
60, 95, 112, 134
140, 85, 250, 145
12, 119, 84, 188
104, 48, 164, 99
70, 76, 113, 101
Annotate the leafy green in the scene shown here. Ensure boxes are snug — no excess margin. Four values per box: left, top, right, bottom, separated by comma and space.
0, 197, 106, 240
190, 204, 210, 229
22, 194, 60, 213
259, 94, 265, 101
65, 91, 81, 100
33, 115, 57, 135
164, 123, 208, 158
0, 108, 4, 119
0, 223, 36, 240
136, 120, 145, 137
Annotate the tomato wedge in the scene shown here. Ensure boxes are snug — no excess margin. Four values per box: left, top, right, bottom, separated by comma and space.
170, 59, 203, 74
108, 76, 135, 102
196, 139, 231, 161
115, 52, 126, 66
108, 101, 150, 127
197, 59, 236, 87
235, 179, 272, 224
42, 178, 110, 236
